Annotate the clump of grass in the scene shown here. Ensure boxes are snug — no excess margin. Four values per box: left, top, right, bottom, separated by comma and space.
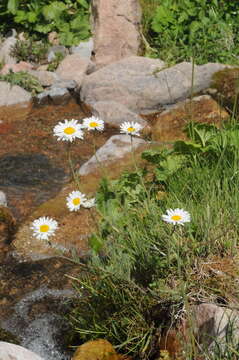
69, 120, 239, 359
0, 70, 43, 95
10, 38, 49, 64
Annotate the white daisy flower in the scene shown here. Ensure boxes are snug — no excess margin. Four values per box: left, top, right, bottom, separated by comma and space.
31, 216, 58, 241
66, 190, 87, 211
53, 119, 84, 142
120, 121, 143, 136
162, 208, 191, 226
82, 116, 104, 131
83, 198, 96, 208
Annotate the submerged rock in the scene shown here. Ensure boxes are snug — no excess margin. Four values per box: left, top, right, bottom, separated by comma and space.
0, 257, 81, 360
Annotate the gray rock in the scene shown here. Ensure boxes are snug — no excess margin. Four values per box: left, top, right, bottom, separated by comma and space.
56, 54, 91, 86
34, 87, 71, 106
0, 342, 44, 360
80, 57, 229, 114
0, 191, 7, 207
191, 303, 239, 351
0, 81, 31, 107
91, 0, 142, 69
47, 45, 68, 63
70, 38, 93, 59
79, 134, 146, 176
0, 36, 17, 65
51, 79, 77, 91
92, 101, 147, 128
28, 70, 60, 87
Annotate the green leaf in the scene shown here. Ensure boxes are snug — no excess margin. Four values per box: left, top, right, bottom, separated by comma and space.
89, 234, 104, 253
42, 2, 67, 21
14, 10, 28, 23
34, 23, 53, 34
7, 0, 19, 14
141, 149, 166, 164
27, 11, 38, 23
174, 140, 202, 154
77, 0, 89, 9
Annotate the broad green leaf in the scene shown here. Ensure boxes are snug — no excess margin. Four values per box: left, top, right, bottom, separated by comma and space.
141, 149, 166, 164
77, 0, 89, 9
28, 11, 38, 23
42, 2, 66, 21
34, 23, 53, 34
89, 234, 104, 253
174, 140, 202, 154
14, 10, 28, 23
7, 0, 19, 14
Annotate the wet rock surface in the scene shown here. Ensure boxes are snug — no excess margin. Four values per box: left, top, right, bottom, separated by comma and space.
0, 100, 113, 221
0, 256, 83, 360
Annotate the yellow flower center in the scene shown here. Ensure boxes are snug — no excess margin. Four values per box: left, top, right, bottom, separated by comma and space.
64, 127, 76, 135
73, 198, 80, 206
171, 215, 182, 221
40, 224, 50, 233
90, 122, 98, 128
127, 127, 135, 132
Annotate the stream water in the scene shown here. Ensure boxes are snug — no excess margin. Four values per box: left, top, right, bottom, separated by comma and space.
0, 100, 113, 359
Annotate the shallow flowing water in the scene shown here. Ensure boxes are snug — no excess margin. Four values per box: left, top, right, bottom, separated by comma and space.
0, 100, 116, 359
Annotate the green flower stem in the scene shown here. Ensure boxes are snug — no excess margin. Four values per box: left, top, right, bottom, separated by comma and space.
130, 135, 150, 212
67, 142, 81, 189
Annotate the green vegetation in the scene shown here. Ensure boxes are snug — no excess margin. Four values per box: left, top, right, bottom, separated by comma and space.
140, 0, 239, 65
47, 52, 65, 72
0, 70, 43, 94
69, 119, 239, 359
10, 38, 49, 63
0, 0, 90, 46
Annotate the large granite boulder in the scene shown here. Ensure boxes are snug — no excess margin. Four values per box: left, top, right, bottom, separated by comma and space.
56, 54, 91, 86
80, 57, 228, 114
91, 0, 142, 69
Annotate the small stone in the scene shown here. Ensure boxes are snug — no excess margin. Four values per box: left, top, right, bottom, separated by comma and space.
0, 342, 44, 360
72, 339, 121, 360
48, 31, 59, 45
0, 191, 7, 206
0, 206, 16, 247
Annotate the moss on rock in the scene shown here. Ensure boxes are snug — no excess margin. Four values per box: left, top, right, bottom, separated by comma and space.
211, 67, 239, 115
